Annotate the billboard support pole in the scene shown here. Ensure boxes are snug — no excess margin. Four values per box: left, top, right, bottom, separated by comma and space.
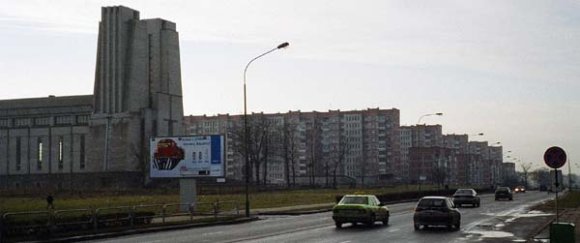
180, 178, 197, 212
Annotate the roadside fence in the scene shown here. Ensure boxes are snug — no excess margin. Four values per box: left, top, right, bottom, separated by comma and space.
0, 200, 240, 242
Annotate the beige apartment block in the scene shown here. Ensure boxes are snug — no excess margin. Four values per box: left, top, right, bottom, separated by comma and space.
184, 108, 400, 186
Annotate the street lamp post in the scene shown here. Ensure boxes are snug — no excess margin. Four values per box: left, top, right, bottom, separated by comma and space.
243, 42, 289, 217
487, 142, 500, 187
465, 132, 483, 186
412, 112, 443, 190
417, 112, 443, 124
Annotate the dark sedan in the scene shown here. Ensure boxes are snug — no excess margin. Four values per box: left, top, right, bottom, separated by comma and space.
452, 189, 480, 207
495, 187, 513, 200
413, 196, 461, 231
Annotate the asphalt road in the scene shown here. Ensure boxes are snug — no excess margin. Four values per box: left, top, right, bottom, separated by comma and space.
90, 191, 552, 243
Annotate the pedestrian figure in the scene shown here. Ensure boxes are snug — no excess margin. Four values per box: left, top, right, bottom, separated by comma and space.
46, 195, 54, 209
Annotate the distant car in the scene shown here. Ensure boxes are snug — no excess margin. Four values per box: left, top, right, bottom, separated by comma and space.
514, 186, 526, 193
452, 189, 480, 207
495, 187, 513, 200
332, 195, 390, 228
413, 196, 461, 231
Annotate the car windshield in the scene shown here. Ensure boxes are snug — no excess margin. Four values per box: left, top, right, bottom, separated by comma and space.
340, 196, 368, 205
418, 199, 446, 207
454, 190, 472, 195
497, 188, 509, 192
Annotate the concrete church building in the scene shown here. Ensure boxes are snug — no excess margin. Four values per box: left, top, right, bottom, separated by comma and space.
0, 6, 183, 190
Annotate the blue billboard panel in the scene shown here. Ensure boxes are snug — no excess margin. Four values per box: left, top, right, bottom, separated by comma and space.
150, 135, 225, 178
211, 135, 222, 165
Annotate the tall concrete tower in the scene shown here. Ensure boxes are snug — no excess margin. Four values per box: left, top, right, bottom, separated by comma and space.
89, 6, 183, 177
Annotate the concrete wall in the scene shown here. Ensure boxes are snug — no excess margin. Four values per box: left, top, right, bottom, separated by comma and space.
0, 172, 144, 191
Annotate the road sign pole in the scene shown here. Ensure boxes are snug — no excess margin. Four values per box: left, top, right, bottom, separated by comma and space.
543, 146, 567, 224
554, 168, 559, 223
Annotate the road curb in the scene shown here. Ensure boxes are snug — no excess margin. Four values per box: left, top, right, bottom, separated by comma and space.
257, 208, 333, 215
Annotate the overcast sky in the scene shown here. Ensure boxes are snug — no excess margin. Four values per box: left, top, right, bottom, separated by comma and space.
1, 0, 579, 171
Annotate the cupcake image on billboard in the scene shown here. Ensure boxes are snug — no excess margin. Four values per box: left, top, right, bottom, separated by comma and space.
153, 138, 185, 170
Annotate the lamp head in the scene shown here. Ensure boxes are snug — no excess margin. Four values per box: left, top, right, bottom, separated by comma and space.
277, 42, 290, 49
435, 112, 443, 116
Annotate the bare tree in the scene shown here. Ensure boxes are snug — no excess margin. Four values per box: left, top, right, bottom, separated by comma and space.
262, 132, 269, 185
229, 114, 272, 184
229, 121, 253, 183
520, 162, 532, 188
249, 114, 272, 184
261, 117, 284, 185
431, 151, 448, 189
305, 118, 322, 186
282, 122, 299, 187
530, 168, 550, 187
331, 138, 349, 188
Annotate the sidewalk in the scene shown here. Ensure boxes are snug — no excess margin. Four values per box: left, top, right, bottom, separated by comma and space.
533, 207, 580, 242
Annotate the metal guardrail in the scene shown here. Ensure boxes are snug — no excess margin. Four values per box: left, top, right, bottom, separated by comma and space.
0, 200, 240, 241
132, 204, 165, 226
54, 208, 93, 229
2, 210, 51, 232
94, 206, 132, 230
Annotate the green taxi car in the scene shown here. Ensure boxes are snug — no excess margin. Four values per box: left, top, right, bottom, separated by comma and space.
332, 195, 390, 228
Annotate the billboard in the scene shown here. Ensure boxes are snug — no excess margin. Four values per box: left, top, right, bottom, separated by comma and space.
150, 135, 225, 178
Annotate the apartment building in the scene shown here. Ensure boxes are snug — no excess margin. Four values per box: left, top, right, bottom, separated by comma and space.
183, 108, 400, 186
443, 134, 469, 153
400, 125, 443, 182
408, 146, 456, 185
402, 131, 507, 187
466, 141, 506, 186
502, 162, 517, 183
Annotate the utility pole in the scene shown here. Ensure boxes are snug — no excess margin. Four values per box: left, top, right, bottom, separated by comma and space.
103, 115, 111, 171
568, 158, 572, 191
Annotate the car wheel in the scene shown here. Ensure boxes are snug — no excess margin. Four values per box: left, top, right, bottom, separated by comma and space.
454, 222, 461, 231
335, 222, 342, 228
382, 216, 389, 226
368, 214, 376, 225
414, 223, 420, 231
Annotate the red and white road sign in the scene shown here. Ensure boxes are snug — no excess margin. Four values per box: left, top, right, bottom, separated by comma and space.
543, 146, 567, 169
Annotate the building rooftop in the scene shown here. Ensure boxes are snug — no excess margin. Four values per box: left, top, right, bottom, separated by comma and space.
0, 95, 93, 110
